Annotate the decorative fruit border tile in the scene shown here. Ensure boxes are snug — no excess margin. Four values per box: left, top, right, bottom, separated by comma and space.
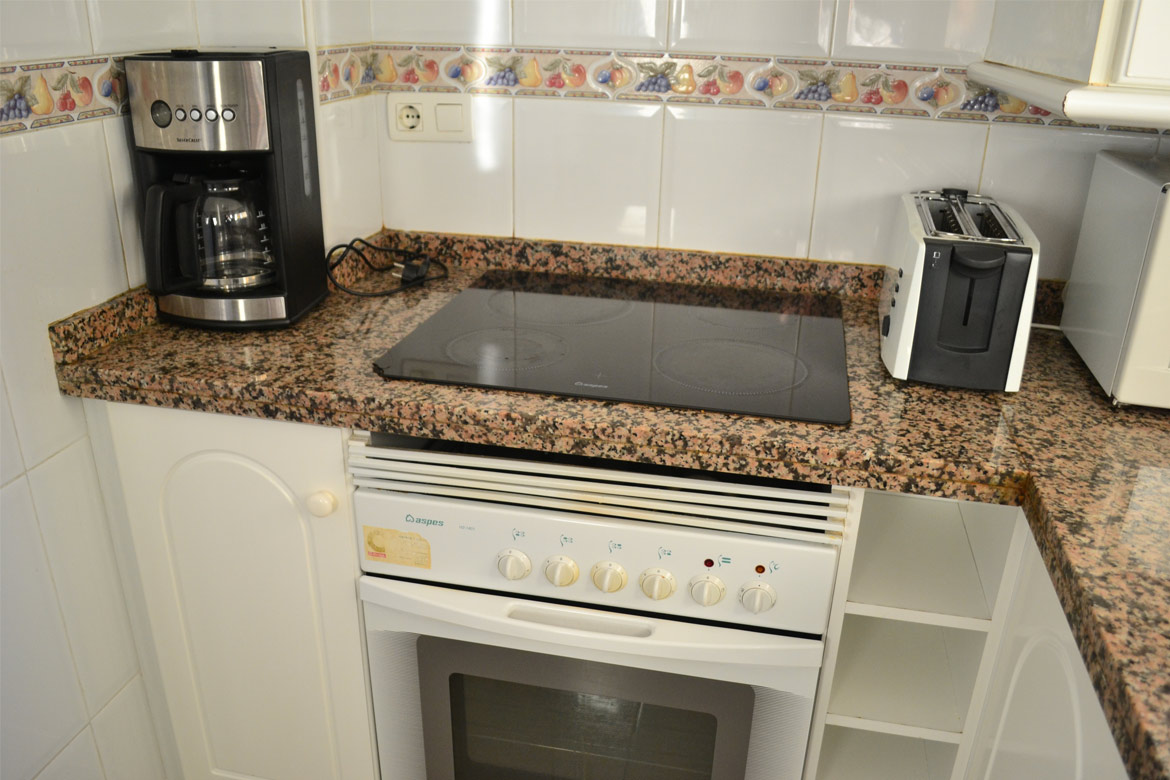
0, 56, 127, 135
316, 44, 1167, 135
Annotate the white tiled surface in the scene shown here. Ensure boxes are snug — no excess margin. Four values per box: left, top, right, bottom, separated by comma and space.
102, 122, 145, 289
87, 0, 198, 54
515, 98, 663, 246
0, 0, 91, 62
983, 0, 1101, 83
371, 0, 510, 44
979, 124, 1160, 280
830, 0, 994, 65
318, 97, 384, 247
809, 114, 988, 264
0, 124, 128, 468
28, 439, 138, 715
514, 0, 666, 49
0, 369, 23, 485
381, 95, 512, 236
309, 0, 372, 47
195, 0, 306, 48
36, 729, 105, 780
660, 105, 822, 258
91, 677, 166, 780
1, 478, 88, 780
669, 0, 833, 58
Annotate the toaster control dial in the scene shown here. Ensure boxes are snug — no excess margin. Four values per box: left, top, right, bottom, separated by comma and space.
544, 555, 579, 587
639, 568, 677, 600
739, 582, 777, 614
496, 549, 532, 581
689, 574, 726, 607
591, 561, 628, 593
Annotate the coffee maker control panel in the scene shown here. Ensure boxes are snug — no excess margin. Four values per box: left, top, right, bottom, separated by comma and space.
126, 58, 269, 154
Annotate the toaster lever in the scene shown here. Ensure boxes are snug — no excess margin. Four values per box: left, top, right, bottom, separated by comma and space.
952, 244, 1006, 272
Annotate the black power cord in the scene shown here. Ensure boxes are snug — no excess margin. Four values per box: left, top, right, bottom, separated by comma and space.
325, 237, 448, 297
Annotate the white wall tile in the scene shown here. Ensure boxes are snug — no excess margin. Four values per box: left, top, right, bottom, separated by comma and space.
0, 367, 23, 486
36, 728, 104, 780
0, 124, 129, 468
831, 0, 994, 66
660, 105, 822, 258
91, 677, 165, 780
371, 0, 510, 45
381, 95, 512, 236
87, 0, 197, 54
309, 0, 372, 47
28, 438, 138, 716
809, 114, 987, 264
514, 0, 665, 49
318, 97, 384, 247
103, 120, 145, 289
979, 124, 1160, 280
1, 479, 88, 780
515, 98, 663, 246
669, 0, 833, 58
195, 0, 306, 48
0, 1, 92, 62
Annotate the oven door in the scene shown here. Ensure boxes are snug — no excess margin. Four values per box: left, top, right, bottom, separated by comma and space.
360, 576, 824, 780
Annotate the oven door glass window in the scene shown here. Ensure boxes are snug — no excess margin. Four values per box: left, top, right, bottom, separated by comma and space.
418, 636, 755, 780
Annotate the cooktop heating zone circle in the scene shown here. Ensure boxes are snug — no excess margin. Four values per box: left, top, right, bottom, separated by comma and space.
486, 292, 636, 325
445, 327, 569, 372
654, 339, 810, 396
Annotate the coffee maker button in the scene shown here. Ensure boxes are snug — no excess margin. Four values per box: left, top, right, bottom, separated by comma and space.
206, 108, 218, 122
174, 108, 186, 121
189, 108, 202, 121
222, 108, 236, 122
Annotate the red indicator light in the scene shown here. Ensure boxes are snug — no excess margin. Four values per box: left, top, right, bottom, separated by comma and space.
755, 565, 766, 574
704, 558, 715, 568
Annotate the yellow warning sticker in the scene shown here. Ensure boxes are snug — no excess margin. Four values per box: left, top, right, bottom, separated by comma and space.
363, 525, 431, 569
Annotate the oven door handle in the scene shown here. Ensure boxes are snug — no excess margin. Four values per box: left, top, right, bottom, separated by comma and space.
360, 576, 824, 667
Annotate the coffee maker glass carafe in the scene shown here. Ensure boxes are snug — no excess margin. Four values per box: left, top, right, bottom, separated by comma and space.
193, 178, 275, 292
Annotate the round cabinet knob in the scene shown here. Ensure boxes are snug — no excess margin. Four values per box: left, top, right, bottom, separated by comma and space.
739, 582, 777, 614
496, 549, 532, 581
639, 568, 677, 601
590, 562, 628, 593
306, 491, 338, 517
544, 555, 579, 587
689, 575, 726, 607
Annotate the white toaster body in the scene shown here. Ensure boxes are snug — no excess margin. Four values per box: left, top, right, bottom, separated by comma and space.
881, 193, 1041, 393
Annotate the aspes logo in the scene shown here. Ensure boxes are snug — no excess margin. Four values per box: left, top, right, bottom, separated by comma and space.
405, 513, 444, 528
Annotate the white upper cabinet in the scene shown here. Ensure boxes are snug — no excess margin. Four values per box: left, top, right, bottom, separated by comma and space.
970, 0, 1170, 127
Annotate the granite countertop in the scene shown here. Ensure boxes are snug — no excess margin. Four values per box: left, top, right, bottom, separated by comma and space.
50, 234, 1169, 779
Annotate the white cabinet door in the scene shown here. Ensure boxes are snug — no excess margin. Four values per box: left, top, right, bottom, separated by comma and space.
964, 533, 1126, 780
103, 403, 376, 780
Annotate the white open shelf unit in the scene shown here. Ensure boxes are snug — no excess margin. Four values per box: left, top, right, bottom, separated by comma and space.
806, 490, 1026, 780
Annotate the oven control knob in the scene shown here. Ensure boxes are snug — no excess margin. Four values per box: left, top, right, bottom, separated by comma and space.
739, 582, 777, 614
639, 568, 677, 600
591, 562, 628, 593
689, 574, 726, 607
496, 549, 532, 581
544, 555, 579, 587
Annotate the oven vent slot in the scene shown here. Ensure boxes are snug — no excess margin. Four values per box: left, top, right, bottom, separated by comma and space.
348, 434, 848, 546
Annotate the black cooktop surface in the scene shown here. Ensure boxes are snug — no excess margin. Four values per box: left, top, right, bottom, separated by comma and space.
374, 271, 851, 424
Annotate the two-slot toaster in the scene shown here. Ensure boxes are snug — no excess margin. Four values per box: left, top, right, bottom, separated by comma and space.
881, 189, 1041, 392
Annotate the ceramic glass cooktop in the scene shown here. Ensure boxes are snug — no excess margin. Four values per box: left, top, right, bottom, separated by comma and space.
374, 271, 851, 424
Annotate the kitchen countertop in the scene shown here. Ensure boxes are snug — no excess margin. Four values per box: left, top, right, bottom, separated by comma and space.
50, 235, 1169, 779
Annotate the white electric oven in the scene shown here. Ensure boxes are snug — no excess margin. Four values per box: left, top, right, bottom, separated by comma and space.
350, 433, 859, 780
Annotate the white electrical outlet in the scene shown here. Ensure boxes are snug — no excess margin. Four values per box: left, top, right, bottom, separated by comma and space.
387, 93, 473, 142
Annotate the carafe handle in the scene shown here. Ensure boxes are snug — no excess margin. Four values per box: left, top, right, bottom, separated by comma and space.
144, 182, 201, 293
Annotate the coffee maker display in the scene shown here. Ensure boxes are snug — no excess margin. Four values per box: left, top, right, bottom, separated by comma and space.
126, 50, 326, 328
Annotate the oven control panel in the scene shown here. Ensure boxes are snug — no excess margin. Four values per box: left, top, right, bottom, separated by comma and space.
356, 489, 837, 635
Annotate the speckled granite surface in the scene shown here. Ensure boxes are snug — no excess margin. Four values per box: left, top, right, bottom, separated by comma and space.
50, 240, 1166, 779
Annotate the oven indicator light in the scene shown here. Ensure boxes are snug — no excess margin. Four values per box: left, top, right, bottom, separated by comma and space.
704, 558, 715, 568
755, 564, 766, 574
